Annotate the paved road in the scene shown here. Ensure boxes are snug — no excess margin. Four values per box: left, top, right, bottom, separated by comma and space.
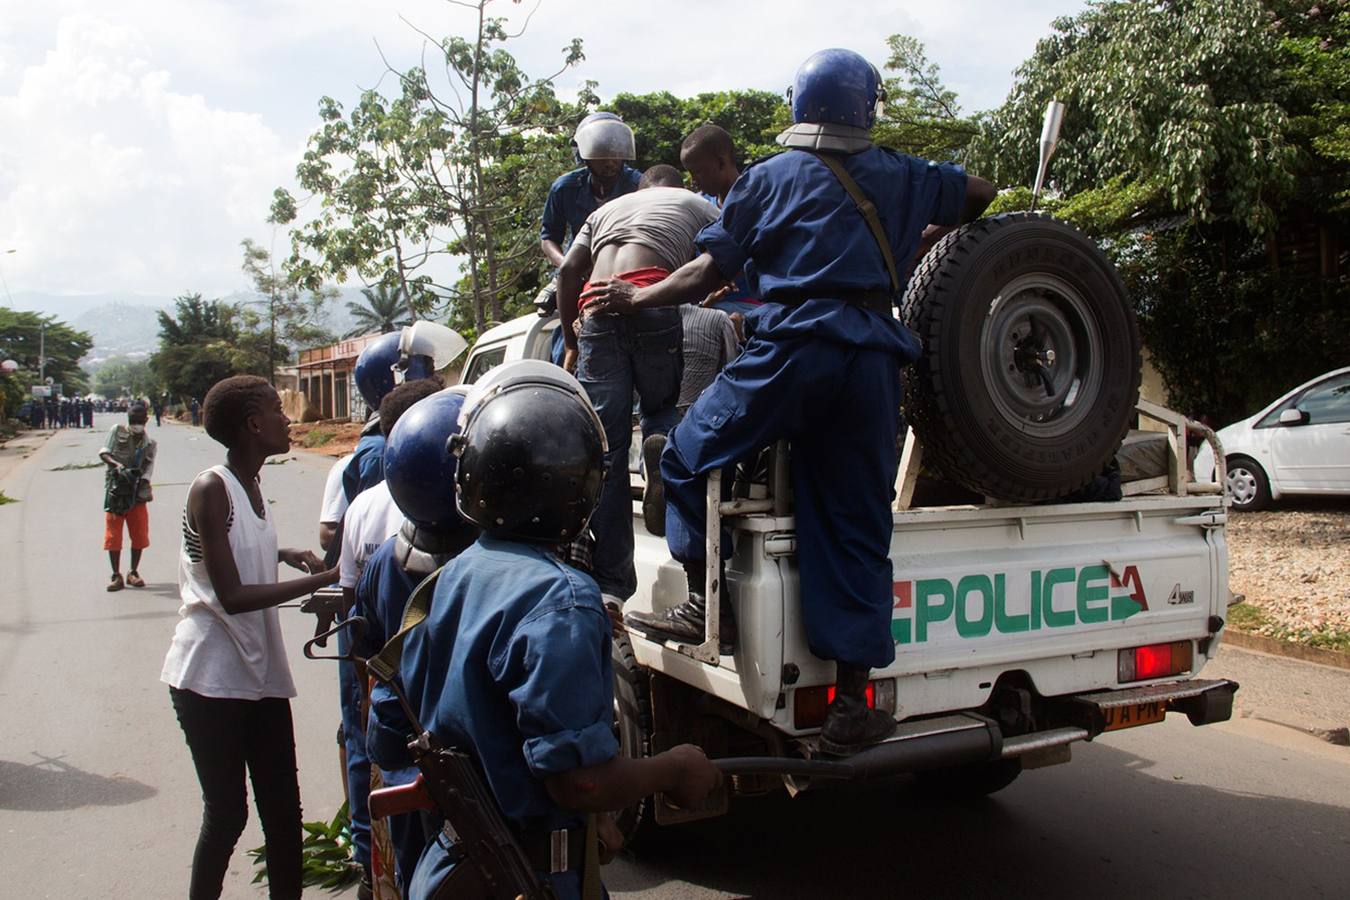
2, 417, 1347, 898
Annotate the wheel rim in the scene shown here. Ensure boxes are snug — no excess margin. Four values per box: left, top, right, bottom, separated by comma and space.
979, 273, 1105, 439
1227, 465, 1259, 506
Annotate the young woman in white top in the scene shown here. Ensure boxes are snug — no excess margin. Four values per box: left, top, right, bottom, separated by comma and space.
162, 375, 338, 900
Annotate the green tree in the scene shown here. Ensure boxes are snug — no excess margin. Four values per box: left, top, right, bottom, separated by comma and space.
970, 0, 1298, 232
272, 0, 586, 333
874, 34, 982, 161
972, 0, 1350, 424
344, 284, 414, 338
607, 90, 784, 171
90, 356, 159, 399
150, 293, 271, 403
0, 309, 93, 394
240, 239, 334, 381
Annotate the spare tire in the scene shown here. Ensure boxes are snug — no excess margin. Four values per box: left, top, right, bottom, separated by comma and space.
902, 213, 1141, 502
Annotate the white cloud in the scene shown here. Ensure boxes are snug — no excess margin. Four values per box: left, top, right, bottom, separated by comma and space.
0, 1, 1083, 302
0, 14, 299, 296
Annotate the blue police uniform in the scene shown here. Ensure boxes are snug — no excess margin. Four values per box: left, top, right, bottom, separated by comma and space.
332, 425, 386, 873
342, 428, 386, 503
355, 535, 434, 895
372, 536, 618, 900
540, 165, 642, 248
661, 146, 967, 670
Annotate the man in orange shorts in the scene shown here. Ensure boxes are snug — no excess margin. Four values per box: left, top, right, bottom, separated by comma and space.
556, 164, 718, 603
100, 403, 157, 591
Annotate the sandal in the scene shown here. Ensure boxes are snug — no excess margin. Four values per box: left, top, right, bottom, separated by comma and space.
126, 571, 145, 588
107, 574, 125, 592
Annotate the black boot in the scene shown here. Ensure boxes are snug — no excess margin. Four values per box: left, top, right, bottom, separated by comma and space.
819, 664, 896, 756
641, 433, 667, 537
625, 561, 737, 652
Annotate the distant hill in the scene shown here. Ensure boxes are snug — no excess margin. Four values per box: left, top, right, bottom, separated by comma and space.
12, 288, 374, 370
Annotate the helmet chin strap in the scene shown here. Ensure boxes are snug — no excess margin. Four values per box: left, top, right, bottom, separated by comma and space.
395, 520, 475, 576
776, 122, 874, 154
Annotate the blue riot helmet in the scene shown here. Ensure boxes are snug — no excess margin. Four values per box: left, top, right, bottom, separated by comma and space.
454, 361, 606, 544
384, 385, 476, 535
788, 48, 885, 130
353, 332, 403, 409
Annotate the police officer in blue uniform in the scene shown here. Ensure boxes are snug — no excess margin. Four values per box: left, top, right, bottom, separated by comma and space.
358, 385, 478, 895
540, 114, 643, 366
329, 327, 442, 893
372, 362, 721, 899
585, 49, 996, 755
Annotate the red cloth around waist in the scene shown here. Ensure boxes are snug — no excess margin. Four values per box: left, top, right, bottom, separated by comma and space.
580, 266, 670, 311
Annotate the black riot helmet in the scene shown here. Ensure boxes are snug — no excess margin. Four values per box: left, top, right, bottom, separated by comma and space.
453, 361, 606, 544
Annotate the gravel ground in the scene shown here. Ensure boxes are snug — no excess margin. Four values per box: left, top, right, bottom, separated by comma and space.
1227, 497, 1350, 650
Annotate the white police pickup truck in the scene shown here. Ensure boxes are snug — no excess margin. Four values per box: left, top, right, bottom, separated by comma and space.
459, 213, 1239, 838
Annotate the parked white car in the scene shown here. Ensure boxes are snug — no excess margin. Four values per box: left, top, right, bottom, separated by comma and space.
1194, 366, 1350, 511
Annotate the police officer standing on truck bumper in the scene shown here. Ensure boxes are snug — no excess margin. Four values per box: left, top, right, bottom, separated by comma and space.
586, 48, 996, 755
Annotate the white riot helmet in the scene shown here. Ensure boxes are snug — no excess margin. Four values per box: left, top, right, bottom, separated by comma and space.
573, 115, 636, 161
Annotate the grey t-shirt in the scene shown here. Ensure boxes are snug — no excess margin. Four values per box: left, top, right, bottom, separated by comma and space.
572, 187, 719, 272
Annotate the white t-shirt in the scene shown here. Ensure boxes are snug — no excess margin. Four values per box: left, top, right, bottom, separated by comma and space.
338, 481, 404, 589
162, 465, 296, 700
320, 454, 355, 524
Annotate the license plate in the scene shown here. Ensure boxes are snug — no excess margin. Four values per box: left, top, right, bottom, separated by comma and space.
1103, 701, 1167, 732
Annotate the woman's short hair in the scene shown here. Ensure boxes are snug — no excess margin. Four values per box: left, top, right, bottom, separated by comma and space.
203, 375, 275, 447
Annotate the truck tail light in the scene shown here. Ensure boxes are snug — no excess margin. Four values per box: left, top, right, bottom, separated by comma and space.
792, 679, 895, 729
1118, 641, 1194, 683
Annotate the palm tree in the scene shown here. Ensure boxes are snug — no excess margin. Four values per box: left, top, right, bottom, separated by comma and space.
343, 285, 414, 338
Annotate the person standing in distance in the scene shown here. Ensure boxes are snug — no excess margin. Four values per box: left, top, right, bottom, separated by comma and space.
100, 402, 157, 591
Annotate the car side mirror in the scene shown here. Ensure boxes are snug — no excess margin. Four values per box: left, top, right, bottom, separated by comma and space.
1278, 408, 1309, 426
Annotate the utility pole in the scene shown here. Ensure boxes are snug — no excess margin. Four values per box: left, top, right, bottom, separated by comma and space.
39, 321, 46, 384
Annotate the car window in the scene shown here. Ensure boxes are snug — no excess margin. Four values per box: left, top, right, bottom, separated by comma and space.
1294, 373, 1350, 425
462, 345, 507, 385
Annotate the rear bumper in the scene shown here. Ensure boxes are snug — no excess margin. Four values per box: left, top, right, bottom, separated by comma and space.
712, 678, 1239, 782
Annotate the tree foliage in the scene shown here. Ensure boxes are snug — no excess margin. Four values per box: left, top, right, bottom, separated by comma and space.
272, 0, 587, 334
344, 284, 414, 338
972, 1, 1350, 423
240, 239, 334, 379
91, 356, 159, 399
151, 293, 272, 403
0, 309, 92, 394
971, 0, 1299, 232
874, 35, 981, 161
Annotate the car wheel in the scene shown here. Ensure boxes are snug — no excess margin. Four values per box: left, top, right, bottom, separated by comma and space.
903, 213, 1142, 502
1225, 456, 1271, 511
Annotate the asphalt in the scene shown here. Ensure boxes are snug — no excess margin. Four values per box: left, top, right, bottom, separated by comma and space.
0, 415, 351, 899
1, 417, 1347, 898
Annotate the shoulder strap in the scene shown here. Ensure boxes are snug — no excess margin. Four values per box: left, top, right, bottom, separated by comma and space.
800, 150, 900, 296
365, 565, 445, 685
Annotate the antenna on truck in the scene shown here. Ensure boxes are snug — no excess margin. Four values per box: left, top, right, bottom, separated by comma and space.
1030, 100, 1065, 212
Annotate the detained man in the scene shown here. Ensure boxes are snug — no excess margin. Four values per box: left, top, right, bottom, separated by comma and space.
556, 164, 718, 604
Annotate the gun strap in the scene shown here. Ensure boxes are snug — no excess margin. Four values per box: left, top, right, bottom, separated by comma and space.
366, 566, 444, 685
801, 150, 900, 297
582, 814, 601, 900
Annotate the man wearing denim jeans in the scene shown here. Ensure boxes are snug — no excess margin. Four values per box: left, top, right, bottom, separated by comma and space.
557, 164, 718, 602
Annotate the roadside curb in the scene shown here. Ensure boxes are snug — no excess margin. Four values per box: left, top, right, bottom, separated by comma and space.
1225, 629, 1350, 672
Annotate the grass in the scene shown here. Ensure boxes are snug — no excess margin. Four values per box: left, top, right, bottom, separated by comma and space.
48, 461, 103, 471
301, 428, 336, 448
262, 456, 293, 466
0, 491, 14, 505
1227, 602, 1350, 654
249, 803, 361, 891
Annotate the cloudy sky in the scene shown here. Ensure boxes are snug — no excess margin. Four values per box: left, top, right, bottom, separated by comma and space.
0, 0, 1084, 306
